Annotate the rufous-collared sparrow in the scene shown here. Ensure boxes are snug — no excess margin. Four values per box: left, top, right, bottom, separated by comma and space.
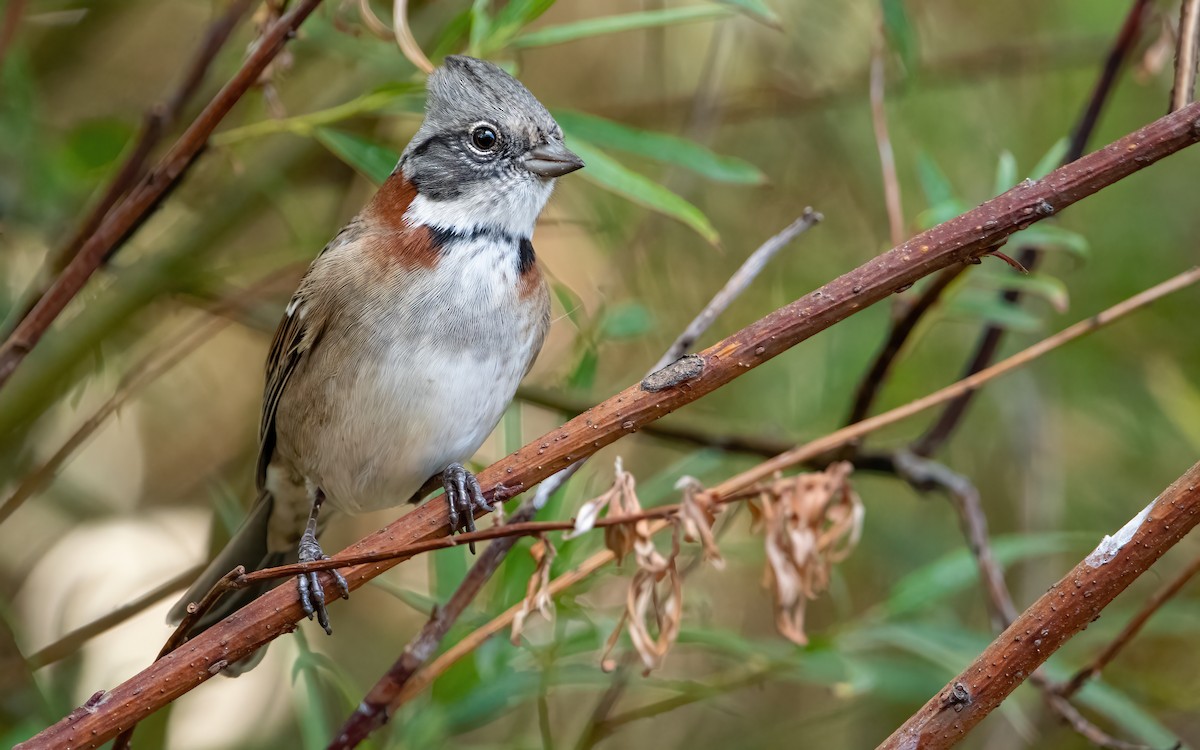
169, 56, 583, 663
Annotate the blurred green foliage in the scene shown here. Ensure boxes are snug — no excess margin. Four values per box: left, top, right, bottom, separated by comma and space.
1, 1, 1199, 749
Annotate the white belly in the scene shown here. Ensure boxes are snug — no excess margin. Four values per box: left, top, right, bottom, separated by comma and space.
278, 232, 548, 514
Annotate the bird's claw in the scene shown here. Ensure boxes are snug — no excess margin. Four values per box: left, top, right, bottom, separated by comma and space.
297, 538, 349, 635
443, 462, 492, 553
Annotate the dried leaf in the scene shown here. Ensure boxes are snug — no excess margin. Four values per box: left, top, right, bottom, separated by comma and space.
623, 523, 683, 674
676, 476, 725, 570
510, 536, 558, 644
755, 462, 864, 646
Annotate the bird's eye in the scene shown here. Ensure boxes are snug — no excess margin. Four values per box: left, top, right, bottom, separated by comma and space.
470, 124, 499, 152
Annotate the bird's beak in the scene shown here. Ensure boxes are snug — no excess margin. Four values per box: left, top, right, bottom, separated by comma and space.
523, 142, 585, 178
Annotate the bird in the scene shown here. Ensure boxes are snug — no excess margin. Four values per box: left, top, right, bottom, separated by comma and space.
168, 55, 584, 664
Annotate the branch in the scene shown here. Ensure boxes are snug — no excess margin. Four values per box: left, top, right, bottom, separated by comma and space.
879, 459, 1200, 750
1059, 551, 1200, 698
19, 101, 1200, 750
1169, 0, 1200, 112
912, 0, 1153, 456
844, 0, 1150, 427
0, 0, 325, 391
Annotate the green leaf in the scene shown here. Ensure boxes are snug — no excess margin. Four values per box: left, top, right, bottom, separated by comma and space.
512, 5, 733, 48
556, 109, 766, 185
64, 118, 133, 175
886, 532, 1090, 616
944, 290, 1044, 333
468, 0, 493, 55
1072, 680, 1183, 748
569, 139, 720, 244
313, 128, 399, 185
1030, 136, 1069, 178
915, 153, 967, 228
1008, 224, 1090, 263
567, 345, 599, 390
881, 0, 917, 71
993, 150, 1017, 196
551, 281, 586, 329
487, 0, 558, 50
712, 0, 782, 28
431, 545, 469, 603
598, 301, 654, 339
971, 270, 1070, 313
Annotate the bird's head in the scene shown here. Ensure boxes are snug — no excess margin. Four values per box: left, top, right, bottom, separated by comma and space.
399, 56, 584, 238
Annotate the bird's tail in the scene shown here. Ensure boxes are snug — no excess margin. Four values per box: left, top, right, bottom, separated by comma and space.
168, 490, 293, 676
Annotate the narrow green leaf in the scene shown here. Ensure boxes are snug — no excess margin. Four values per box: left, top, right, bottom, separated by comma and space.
944, 292, 1044, 333
512, 5, 733, 48
971, 270, 1070, 313
468, 0, 493, 56
313, 128, 398, 185
598, 301, 654, 339
881, 0, 917, 71
993, 150, 1018, 196
1030, 136, 1069, 178
1008, 224, 1090, 263
712, 0, 782, 28
556, 109, 766, 185
568, 345, 599, 390
431, 545, 469, 603
915, 153, 967, 227
551, 281, 586, 329
1072, 680, 1182, 748
887, 532, 1089, 616
569, 139, 720, 244
487, 0, 558, 50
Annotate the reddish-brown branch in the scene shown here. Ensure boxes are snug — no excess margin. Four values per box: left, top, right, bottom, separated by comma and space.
0, 0, 324, 391
913, 0, 1152, 456
878, 459, 1200, 750
18, 100, 1200, 750
1060, 551, 1200, 698
846, 1, 1150, 430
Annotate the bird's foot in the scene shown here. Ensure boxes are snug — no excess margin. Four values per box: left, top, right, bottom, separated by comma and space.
443, 462, 492, 553
296, 531, 350, 635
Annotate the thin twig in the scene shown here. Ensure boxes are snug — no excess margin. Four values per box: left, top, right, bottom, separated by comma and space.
886, 452, 1145, 748
392, 0, 434, 74
327, 503, 539, 749
26, 564, 203, 670
22, 103, 1200, 748
0, 0, 325, 391
1060, 552, 1200, 698
845, 266, 965, 424
871, 33, 905, 248
3, 0, 257, 338
0, 0, 26, 69
1170, 0, 1200, 112
878, 458, 1200, 749
518, 386, 791, 458
912, 0, 1152, 457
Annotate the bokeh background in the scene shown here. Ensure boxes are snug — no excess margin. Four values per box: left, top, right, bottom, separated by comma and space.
2, 1, 1199, 748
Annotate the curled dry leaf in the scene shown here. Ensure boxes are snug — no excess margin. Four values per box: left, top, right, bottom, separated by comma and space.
751, 461, 864, 646
510, 535, 557, 644
566, 458, 642, 564
676, 475, 725, 570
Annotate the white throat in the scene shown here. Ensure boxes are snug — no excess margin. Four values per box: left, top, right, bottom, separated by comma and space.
402, 176, 554, 238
